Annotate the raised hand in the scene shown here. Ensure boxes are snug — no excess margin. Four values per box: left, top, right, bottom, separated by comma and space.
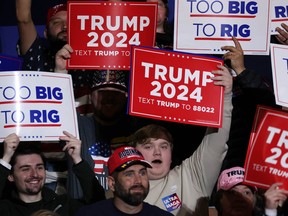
59, 131, 82, 164
265, 183, 288, 209
221, 37, 246, 75
3, 133, 20, 163
275, 23, 288, 45
211, 65, 233, 95
54, 44, 73, 73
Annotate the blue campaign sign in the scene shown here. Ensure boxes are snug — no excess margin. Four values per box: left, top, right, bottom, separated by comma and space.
0, 54, 23, 71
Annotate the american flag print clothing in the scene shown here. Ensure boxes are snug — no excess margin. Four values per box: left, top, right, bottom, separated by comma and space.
88, 141, 111, 190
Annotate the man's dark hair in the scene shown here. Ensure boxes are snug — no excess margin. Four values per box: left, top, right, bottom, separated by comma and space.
10, 142, 46, 172
130, 124, 173, 150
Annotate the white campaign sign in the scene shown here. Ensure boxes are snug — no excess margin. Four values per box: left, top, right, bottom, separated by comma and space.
174, 0, 271, 55
0, 71, 79, 141
270, 44, 288, 108
270, 0, 288, 35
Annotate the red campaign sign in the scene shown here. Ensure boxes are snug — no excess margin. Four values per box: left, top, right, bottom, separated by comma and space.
67, 1, 157, 70
129, 46, 224, 128
243, 106, 288, 190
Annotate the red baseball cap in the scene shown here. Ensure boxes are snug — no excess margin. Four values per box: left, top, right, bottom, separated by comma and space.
108, 146, 152, 175
46, 4, 67, 27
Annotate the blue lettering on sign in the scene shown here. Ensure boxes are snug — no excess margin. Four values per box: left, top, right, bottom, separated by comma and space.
1, 110, 25, 124
186, 0, 224, 14
30, 110, 60, 123
186, 0, 257, 15
0, 86, 31, 100
275, 6, 288, 18
35, 86, 63, 100
221, 24, 250, 37
283, 58, 288, 72
193, 23, 216, 37
186, 0, 198, 13
228, 1, 258, 14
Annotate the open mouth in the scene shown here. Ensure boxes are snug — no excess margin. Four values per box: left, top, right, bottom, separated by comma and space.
152, 159, 162, 164
131, 187, 144, 192
27, 178, 42, 185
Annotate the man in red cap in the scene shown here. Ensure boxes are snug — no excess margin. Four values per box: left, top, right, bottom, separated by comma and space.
16, 0, 67, 72
75, 146, 173, 216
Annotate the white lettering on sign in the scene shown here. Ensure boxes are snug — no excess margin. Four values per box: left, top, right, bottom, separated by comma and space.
77, 15, 150, 31
87, 32, 140, 48
253, 163, 268, 172
266, 126, 288, 148
269, 167, 288, 178
265, 126, 288, 168
141, 62, 215, 102
141, 62, 213, 86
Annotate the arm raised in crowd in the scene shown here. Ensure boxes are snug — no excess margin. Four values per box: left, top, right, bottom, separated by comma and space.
222, 37, 272, 90
16, 0, 37, 55
0, 133, 20, 198
59, 131, 106, 204
54, 44, 73, 73
2, 133, 20, 164
221, 36, 246, 75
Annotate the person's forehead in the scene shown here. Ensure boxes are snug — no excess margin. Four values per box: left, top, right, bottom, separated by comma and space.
97, 88, 126, 94
91, 88, 126, 97
51, 10, 67, 20
122, 164, 147, 173
231, 184, 253, 192
143, 138, 170, 145
15, 154, 43, 166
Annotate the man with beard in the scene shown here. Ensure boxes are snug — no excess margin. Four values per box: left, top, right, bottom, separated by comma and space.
75, 146, 173, 216
0, 132, 105, 216
16, 0, 67, 72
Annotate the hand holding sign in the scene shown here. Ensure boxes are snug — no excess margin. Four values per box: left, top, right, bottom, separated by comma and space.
2, 133, 20, 164
211, 65, 233, 94
55, 44, 73, 73
60, 131, 82, 165
221, 37, 246, 75
264, 183, 288, 209
275, 23, 288, 45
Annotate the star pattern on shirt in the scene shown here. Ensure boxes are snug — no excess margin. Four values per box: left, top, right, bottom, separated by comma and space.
88, 141, 111, 174
89, 142, 111, 157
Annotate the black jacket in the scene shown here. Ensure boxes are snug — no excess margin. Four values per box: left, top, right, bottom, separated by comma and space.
0, 160, 105, 216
